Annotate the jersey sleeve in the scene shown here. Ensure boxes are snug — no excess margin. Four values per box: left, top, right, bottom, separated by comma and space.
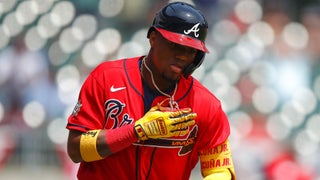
196, 95, 231, 151
66, 70, 106, 132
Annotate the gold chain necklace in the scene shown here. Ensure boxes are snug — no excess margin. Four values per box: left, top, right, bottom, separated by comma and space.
141, 57, 179, 110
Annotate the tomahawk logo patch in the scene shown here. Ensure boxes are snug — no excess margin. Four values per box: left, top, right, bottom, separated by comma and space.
184, 23, 200, 37
134, 125, 198, 156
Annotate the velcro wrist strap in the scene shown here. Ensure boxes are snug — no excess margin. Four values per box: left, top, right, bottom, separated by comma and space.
134, 124, 148, 141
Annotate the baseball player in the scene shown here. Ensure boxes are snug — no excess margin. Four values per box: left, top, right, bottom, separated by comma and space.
66, 2, 236, 180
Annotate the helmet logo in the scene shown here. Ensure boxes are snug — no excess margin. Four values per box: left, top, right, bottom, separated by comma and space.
184, 23, 200, 37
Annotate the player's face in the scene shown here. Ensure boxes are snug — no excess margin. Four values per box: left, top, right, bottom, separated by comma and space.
150, 31, 197, 82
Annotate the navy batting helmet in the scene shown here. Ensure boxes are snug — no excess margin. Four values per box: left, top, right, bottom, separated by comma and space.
147, 2, 209, 77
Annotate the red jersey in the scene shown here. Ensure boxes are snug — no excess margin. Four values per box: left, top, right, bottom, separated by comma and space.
66, 56, 230, 180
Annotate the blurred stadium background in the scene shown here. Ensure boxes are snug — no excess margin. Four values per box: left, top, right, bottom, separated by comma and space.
0, 0, 320, 179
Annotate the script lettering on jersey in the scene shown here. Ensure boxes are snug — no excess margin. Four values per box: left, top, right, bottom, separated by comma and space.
184, 23, 200, 37
104, 99, 133, 129
134, 125, 198, 156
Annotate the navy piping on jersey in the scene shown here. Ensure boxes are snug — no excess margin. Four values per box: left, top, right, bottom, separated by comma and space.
67, 123, 90, 131
135, 146, 140, 180
123, 58, 144, 98
146, 147, 157, 180
176, 77, 193, 103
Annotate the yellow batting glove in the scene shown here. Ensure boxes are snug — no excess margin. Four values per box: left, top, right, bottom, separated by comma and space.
134, 106, 196, 140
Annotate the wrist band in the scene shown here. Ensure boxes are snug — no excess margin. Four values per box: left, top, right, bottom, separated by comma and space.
105, 123, 138, 153
80, 130, 103, 162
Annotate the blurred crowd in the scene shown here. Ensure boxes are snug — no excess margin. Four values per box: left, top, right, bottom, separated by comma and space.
0, 0, 320, 179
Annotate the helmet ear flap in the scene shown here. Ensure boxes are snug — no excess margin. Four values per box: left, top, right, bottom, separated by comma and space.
183, 51, 205, 78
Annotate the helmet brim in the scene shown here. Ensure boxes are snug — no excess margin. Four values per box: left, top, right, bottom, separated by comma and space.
155, 27, 209, 53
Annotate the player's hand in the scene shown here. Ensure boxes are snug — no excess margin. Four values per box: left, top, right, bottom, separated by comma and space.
134, 105, 196, 140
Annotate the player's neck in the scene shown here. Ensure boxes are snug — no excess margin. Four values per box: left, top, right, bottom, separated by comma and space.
141, 56, 175, 92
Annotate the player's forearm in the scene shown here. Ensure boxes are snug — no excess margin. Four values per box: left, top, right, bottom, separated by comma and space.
98, 123, 138, 157
67, 130, 83, 163
78, 124, 138, 162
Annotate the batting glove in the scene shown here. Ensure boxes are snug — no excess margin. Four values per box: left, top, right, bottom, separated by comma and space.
134, 105, 196, 140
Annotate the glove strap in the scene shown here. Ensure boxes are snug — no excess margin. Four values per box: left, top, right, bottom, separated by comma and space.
134, 124, 148, 141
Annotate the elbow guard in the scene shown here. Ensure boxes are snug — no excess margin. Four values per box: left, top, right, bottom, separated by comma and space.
200, 140, 236, 180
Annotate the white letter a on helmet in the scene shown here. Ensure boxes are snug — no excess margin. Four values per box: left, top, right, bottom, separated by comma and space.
184, 23, 200, 37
